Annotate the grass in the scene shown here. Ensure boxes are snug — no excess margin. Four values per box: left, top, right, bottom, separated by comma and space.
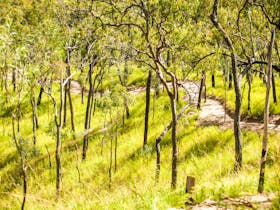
0, 72, 279, 209
206, 71, 280, 118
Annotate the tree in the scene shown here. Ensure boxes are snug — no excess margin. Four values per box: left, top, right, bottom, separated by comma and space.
211, 0, 243, 170
258, 28, 275, 193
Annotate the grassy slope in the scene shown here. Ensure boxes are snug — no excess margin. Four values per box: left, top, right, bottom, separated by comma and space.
0, 75, 279, 209
206, 71, 280, 118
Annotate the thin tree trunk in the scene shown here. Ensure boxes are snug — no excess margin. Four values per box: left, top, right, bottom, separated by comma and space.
197, 71, 205, 109
31, 94, 38, 152
56, 76, 64, 198
124, 97, 130, 118
258, 28, 275, 193
63, 81, 67, 127
143, 70, 152, 148
171, 95, 177, 189
12, 68, 16, 92
82, 62, 94, 160
247, 72, 252, 112
109, 109, 113, 189
272, 71, 277, 103
211, 73, 215, 88
56, 124, 62, 198
211, 0, 242, 170
12, 116, 27, 210
114, 125, 118, 172
67, 83, 75, 132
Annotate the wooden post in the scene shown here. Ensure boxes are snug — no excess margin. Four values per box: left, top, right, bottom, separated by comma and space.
186, 176, 195, 193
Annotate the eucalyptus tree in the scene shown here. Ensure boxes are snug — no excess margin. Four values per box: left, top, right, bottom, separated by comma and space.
210, 0, 243, 170
72, 1, 111, 160
102, 0, 197, 189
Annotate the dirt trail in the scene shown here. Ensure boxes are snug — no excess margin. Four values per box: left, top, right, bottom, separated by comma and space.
197, 95, 280, 133
189, 193, 276, 210
70, 79, 280, 133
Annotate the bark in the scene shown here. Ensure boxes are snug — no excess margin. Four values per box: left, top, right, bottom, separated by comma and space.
197, 71, 206, 109
246, 72, 252, 112
258, 28, 275, 193
170, 95, 177, 189
124, 97, 130, 118
211, 0, 242, 170
31, 94, 38, 151
63, 49, 75, 132
56, 76, 64, 198
272, 71, 277, 103
12, 116, 27, 210
12, 68, 16, 92
155, 103, 190, 183
67, 82, 75, 132
82, 61, 94, 160
37, 78, 47, 106
211, 73, 215, 88
82, 58, 99, 159
37, 87, 44, 106
143, 70, 152, 148
55, 123, 62, 198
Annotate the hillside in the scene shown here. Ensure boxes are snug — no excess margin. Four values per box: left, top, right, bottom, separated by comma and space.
1, 0, 280, 209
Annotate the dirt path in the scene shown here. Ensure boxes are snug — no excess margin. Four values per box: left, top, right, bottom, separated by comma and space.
197, 96, 280, 133
189, 193, 276, 210
70, 79, 280, 133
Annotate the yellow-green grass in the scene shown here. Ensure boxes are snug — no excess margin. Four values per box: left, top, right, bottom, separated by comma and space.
0, 83, 279, 209
206, 71, 280, 118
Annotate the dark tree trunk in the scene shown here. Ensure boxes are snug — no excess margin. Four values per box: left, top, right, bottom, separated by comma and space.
143, 70, 152, 148
258, 28, 275, 193
82, 58, 99, 160
211, 73, 215, 88
246, 72, 252, 112
272, 71, 277, 103
12, 68, 16, 92
37, 86, 44, 106
82, 62, 94, 160
124, 97, 130, 118
197, 71, 206, 109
